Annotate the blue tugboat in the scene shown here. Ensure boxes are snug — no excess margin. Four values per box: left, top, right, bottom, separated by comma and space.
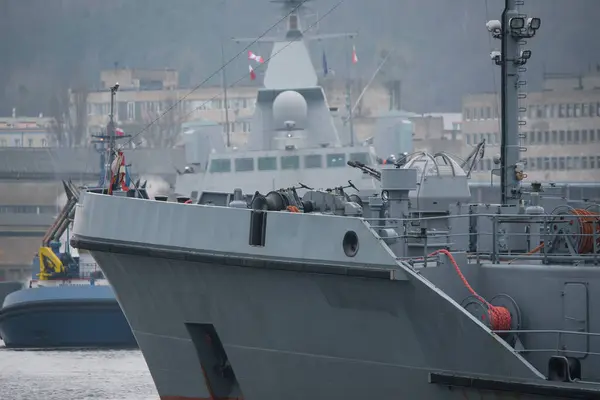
0, 83, 144, 348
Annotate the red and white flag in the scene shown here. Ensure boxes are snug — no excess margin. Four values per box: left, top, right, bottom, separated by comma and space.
249, 65, 256, 81
352, 45, 358, 64
248, 51, 264, 63
115, 128, 125, 136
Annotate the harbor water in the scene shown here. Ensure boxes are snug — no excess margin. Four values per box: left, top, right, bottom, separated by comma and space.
0, 341, 157, 399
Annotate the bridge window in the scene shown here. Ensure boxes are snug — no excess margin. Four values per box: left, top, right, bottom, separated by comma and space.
209, 159, 231, 173
349, 152, 369, 165
234, 158, 254, 172
257, 156, 277, 171
281, 155, 300, 170
304, 154, 322, 168
327, 153, 346, 168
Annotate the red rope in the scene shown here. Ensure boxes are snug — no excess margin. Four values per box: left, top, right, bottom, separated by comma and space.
428, 249, 512, 331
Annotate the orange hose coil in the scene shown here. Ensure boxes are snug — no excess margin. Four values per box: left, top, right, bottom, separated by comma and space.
568, 208, 600, 254
427, 249, 512, 332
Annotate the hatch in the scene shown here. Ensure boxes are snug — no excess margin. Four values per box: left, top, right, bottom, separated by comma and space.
561, 282, 589, 359
185, 323, 242, 398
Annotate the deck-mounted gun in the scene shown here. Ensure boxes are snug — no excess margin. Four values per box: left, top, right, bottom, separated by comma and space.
347, 160, 382, 181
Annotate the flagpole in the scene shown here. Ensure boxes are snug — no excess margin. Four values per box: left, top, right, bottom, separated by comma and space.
220, 0, 231, 148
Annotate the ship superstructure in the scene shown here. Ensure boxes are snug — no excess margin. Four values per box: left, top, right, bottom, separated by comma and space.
174, 0, 379, 200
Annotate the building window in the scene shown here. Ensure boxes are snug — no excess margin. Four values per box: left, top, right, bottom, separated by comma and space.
551, 157, 557, 169
558, 104, 565, 118
257, 156, 277, 171
582, 130, 588, 143
549, 104, 556, 118
574, 130, 580, 143
566, 104, 573, 118
234, 158, 254, 172
281, 155, 300, 170
464, 108, 471, 120
590, 103, 597, 117
304, 154, 322, 168
465, 134, 471, 145
543, 157, 550, 170
582, 103, 589, 117
551, 130, 558, 144
28, 138, 33, 147
544, 131, 549, 144
573, 156, 581, 169
41, 138, 47, 147
559, 130, 565, 144
582, 157, 588, 169
574, 103, 581, 117
0, 139, 6, 147
536, 105, 543, 118
14, 138, 21, 146
591, 157, 596, 169
566, 130, 572, 143
127, 102, 135, 120
485, 107, 491, 119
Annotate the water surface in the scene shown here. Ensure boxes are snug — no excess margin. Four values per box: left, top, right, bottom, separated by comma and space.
0, 342, 157, 400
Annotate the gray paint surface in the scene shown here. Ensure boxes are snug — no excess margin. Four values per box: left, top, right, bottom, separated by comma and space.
71, 181, 600, 399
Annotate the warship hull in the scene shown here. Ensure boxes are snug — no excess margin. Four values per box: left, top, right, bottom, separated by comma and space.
71, 193, 600, 399
0, 285, 137, 348
81, 248, 600, 400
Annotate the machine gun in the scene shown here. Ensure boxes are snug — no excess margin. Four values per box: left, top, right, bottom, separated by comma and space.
347, 160, 382, 181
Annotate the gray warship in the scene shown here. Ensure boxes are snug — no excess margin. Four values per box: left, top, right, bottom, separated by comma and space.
174, 0, 379, 200
71, 1, 600, 399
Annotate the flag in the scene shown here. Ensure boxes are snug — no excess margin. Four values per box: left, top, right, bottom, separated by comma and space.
115, 128, 124, 136
248, 51, 264, 63
249, 65, 256, 81
352, 45, 358, 64
108, 150, 129, 194
322, 50, 328, 76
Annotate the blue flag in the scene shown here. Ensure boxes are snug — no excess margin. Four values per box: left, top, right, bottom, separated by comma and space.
322, 50, 328, 76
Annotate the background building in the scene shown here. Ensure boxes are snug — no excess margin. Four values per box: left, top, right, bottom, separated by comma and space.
462, 72, 600, 182
0, 116, 55, 148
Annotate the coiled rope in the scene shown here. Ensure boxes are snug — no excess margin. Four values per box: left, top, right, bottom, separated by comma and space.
427, 249, 512, 331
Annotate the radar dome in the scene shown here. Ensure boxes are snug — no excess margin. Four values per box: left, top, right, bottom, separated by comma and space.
272, 90, 307, 130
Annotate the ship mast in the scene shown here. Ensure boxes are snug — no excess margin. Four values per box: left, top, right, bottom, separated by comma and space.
91, 83, 130, 190
488, 0, 541, 205
220, 0, 231, 148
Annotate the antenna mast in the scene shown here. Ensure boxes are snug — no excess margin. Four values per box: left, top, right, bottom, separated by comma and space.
220, 0, 231, 147
487, 0, 541, 205
91, 83, 131, 190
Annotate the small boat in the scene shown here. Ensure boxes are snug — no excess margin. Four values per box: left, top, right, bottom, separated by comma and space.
0, 84, 145, 349
0, 242, 136, 349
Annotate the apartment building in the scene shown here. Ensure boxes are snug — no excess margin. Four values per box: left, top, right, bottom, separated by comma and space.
0, 116, 55, 148
462, 73, 600, 182
79, 68, 391, 147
